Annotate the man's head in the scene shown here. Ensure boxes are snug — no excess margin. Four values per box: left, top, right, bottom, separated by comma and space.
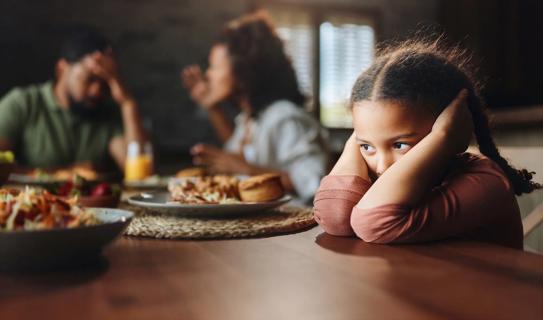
55, 27, 111, 114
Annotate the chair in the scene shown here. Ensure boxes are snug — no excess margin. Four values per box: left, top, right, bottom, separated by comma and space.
523, 203, 543, 238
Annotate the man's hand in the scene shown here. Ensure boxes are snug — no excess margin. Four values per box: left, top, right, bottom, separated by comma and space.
83, 50, 148, 169
84, 50, 133, 105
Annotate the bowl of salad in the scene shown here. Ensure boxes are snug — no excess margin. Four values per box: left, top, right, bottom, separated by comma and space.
0, 188, 133, 270
53, 175, 122, 208
0, 151, 14, 186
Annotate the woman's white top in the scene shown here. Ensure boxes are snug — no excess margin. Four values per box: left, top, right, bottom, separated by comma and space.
224, 100, 329, 203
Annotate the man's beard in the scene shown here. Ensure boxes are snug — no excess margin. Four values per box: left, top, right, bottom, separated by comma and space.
68, 95, 101, 119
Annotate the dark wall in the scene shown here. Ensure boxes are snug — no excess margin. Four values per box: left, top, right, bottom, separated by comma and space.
438, 0, 543, 109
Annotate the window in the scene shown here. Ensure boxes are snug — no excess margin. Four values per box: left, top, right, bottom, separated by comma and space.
319, 16, 375, 127
274, 12, 315, 102
269, 6, 376, 128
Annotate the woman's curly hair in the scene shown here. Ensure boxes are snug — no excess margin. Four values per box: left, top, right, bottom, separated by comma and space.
215, 10, 305, 115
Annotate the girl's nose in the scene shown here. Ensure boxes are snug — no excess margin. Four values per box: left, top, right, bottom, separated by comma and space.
376, 153, 394, 176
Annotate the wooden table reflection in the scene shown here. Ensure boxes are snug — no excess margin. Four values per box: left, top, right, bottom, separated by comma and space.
1, 227, 543, 319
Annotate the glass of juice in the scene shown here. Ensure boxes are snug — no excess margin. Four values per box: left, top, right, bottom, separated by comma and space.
124, 141, 153, 181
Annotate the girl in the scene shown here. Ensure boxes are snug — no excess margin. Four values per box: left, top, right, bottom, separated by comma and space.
313, 39, 540, 249
181, 11, 328, 204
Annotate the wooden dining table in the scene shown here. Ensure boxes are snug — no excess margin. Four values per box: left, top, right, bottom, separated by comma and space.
1, 225, 543, 320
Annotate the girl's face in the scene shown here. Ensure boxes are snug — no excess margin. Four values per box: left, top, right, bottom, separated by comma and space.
352, 100, 436, 180
206, 44, 236, 103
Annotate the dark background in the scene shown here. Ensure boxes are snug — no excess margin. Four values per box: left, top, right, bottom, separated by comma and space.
1, 0, 541, 158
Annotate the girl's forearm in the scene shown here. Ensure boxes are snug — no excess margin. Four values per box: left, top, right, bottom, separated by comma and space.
314, 175, 371, 236
329, 133, 370, 180
314, 134, 371, 236
357, 131, 454, 209
329, 154, 369, 179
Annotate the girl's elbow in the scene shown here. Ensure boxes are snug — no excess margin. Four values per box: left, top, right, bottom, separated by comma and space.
350, 206, 409, 244
351, 221, 392, 243
314, 209, 354, 236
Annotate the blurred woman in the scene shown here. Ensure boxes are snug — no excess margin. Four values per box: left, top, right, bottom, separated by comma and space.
181, 11, 328, 204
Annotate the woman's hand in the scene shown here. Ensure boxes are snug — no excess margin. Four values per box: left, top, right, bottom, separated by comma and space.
191, 143, 297, 193
329, 132, 369, 179
181, 65, 218, 110
432, 89, 474, 155
190, 143, 252, 175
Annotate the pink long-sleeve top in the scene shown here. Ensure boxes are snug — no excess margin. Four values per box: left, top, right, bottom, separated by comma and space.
313, 153, 524, 249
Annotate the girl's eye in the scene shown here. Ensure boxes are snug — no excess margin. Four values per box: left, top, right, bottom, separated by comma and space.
393, 142, 410, 151
360, 144, 376, 152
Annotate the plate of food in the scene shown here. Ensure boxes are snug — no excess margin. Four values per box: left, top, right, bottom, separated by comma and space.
0, 188, 133, 270
7, 165, 115, 186
127, 173, 291, 217
123, 167, 207, 190
123, 175, 170, 189
49, 175, 122, 208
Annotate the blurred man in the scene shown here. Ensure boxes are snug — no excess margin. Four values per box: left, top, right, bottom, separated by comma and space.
0, 27, 147, 172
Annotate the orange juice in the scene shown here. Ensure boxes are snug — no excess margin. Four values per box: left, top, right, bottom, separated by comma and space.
125, 154, 153, 181
125, 142, 154, 181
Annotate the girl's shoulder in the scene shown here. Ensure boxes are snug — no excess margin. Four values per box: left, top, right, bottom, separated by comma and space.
454, 152, 500, 171
448, 152, 512, 189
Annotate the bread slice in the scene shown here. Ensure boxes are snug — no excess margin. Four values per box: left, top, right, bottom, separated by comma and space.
238, 173, 284, 202
176, 167, 207, 178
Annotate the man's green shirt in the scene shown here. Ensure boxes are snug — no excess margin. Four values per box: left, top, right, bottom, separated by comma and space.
0, 81, 123, 169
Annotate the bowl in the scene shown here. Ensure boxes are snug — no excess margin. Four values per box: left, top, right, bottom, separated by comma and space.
76, 194, 121, 208
0, 208, 133, 271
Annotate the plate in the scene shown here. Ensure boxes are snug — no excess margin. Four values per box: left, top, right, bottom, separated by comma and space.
0, 208, 133, 270
7, 172, 120, 186
124, 175, 170, 189
7, 173, 64, 186
76, 194, 122, 208
127, 192, 291, 217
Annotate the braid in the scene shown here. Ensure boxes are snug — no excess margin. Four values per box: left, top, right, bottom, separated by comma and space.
468, 93, 541, 195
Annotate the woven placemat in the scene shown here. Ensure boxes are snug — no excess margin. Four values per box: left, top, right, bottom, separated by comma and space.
120, 203, 317, 240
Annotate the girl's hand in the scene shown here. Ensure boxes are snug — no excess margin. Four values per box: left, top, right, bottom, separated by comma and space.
329, 132, 369, 179
181, 65, 217, 110
190, 143, 251, 175
432, 89, 474, 155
